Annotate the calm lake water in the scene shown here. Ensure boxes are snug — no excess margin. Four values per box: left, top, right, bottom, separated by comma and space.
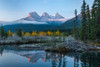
0, 45, 100, 67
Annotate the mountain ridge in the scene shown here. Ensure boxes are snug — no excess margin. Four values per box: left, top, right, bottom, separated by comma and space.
20, 11, 67, 22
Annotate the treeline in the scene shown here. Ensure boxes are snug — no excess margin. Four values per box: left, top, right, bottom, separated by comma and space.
43, 29, 72, 34
0, 26, 68, 37
73, 0, 100, 43
0, 25, 8, 37
0, 25, 71, 37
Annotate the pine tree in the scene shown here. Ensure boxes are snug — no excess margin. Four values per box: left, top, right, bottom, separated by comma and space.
90, 0, 100, 42
73, 9, 79, 40
86, 5, 91, 39
0, 24, 5, 37
80, 0, 87, 41
90, 0, 98, 40
73, 19, 76, 37
96, 0, 100, 42
17, 28, 23, 37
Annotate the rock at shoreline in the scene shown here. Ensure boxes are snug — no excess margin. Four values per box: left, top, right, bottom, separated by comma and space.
7, 36, 22, 41
63, 36, 98, 52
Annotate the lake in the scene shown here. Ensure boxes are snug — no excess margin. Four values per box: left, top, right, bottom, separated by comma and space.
0, 45, 100, 67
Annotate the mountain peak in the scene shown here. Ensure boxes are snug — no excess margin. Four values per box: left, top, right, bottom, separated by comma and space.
41, 12, 51, 21
55, 12, 59, 15
28, 13, 31, 17
21, 11, 66, 22
42, 12, 49, 16
55, 12, 64, 19
28, 11, 39, 17
22, 11, 40, 21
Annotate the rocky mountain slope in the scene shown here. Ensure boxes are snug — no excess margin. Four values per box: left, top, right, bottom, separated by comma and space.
20, 11, 67, 22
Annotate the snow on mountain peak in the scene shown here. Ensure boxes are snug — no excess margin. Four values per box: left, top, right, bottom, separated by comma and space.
55, 12, 64, 19
21, 11, 66, 22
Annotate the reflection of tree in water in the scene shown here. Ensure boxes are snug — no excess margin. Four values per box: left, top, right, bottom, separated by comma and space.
45, 52, 67, 67
52, 58, 56, 67
63, 57, 66, 67
74, 53, 80, 67
80, 52, 100, 67
66, 52, 80, 67
4, 46, 100, 67
0, 47, 4, 56
58, 54, 63, 67
46, 53, 58, 67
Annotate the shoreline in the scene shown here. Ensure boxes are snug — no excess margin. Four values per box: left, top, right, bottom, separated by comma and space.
0, 36, 100, 52
0, 43, 100, 52
0, 40, 46, 45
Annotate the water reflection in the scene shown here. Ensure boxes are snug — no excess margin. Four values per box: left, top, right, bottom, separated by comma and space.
0, 46, 100, 67
80, 52, 100, 67
0, 47, 4, 56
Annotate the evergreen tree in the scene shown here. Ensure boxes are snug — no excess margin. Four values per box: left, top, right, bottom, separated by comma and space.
86, 5, 91, 39
90, 0, 100, 42
80, 0, 87, 41
73, 19, 76, 37
17, 28, 23, 37
90, 0, 98, 40
0, 24, 5, 37
73, 9, 79, 40
96, 0, 100, 41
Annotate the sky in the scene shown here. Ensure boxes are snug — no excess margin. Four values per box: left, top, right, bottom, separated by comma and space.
0, 0, 94, 21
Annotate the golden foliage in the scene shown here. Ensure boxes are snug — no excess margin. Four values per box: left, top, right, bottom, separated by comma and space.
12, 33, 14, 36
47, 31, 53, 36
21, 31, 24, 36
8, 30, 12, 36
10, 30, 62, 37
32, 31, 37, 36
25, 32, 31, 36
38, 32, 45, 36
55, 30, 60, 36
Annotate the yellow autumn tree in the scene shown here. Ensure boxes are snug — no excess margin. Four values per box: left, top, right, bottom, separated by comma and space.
25, 32, 31, 36
12, 33, 14, 36
43, 32, 47, 36
32, 31, 37, 36
47, 31, 53, 36
8, 30, 12, 36
38, 31, 45, 36
55, 30, 60, 36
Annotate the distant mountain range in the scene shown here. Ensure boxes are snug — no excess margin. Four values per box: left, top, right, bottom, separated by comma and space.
59, 14, 82, 29
0, 11, 82, 32
3, 14, 82, 32
20, 11, 67, 22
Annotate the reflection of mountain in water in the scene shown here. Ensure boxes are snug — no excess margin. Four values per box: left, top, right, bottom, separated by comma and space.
12, 50, 100, 67
20, 52, 67, 67
21, 52, 46, 64
2, 46, 100, 67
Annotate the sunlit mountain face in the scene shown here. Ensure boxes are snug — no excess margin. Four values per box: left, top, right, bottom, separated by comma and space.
0, 0, 94, 31
20, 11, 67, 22
0, 14, 81, 32
0, 11, 68, 27
0, 0, 94, 22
